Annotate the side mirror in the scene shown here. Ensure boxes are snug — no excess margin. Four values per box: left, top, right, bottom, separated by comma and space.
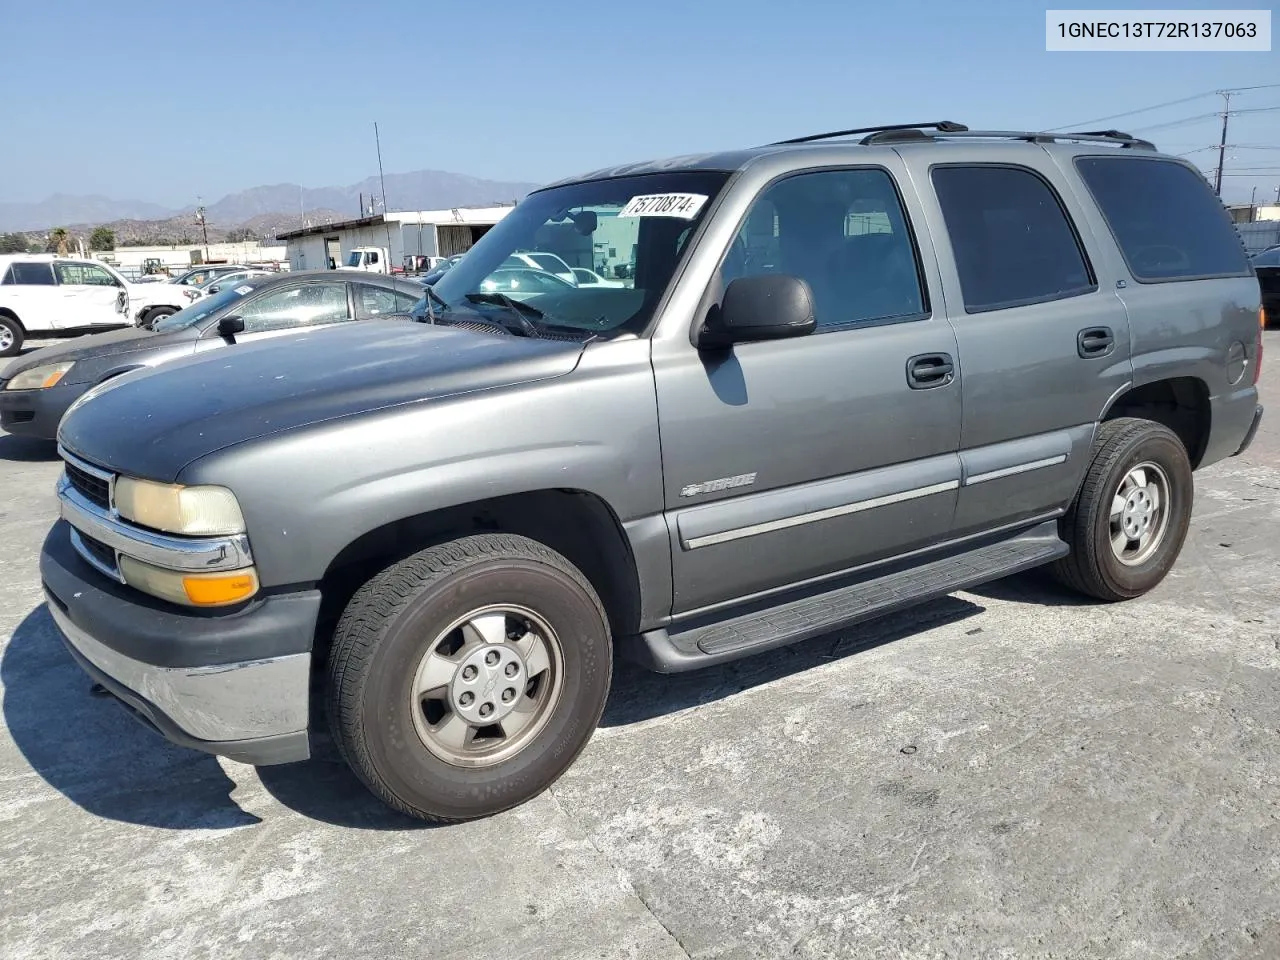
218, 315, 245, 338
698, 274, 816, 349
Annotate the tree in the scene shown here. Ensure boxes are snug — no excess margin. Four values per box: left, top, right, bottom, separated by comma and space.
46, 227, 70, 255
0, 233, 28, 254
225, 227, 259, 243
89, 227, 116, 251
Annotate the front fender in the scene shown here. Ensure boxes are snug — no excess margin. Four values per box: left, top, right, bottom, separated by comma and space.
177, 339, 665, 588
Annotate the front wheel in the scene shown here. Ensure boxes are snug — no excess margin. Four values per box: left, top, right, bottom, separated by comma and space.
140, 306, 176, 328
1050, 417, 1193, 601
326, 533, 612, 822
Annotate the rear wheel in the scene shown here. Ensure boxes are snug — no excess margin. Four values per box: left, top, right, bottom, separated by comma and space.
1050, 417, 1193, 601
326, 533, 612, 822
0, 316, 23, 357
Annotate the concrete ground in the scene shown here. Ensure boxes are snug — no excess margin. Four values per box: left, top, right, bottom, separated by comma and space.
1, 336, 1277, 960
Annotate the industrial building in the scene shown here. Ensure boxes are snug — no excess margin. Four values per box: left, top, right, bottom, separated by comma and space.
278, 206, 516, 272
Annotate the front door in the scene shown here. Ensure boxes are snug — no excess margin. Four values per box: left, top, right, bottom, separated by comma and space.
52, 261, 126, 327
194, 280, 353, 354
907, 154, 1134, 537
654, 164, 963, 615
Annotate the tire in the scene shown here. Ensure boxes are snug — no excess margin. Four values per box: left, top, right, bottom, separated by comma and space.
141, 306, 176, 328
326, 533, 612, 823
1049, 417, 1193, 601
0, 315, 23, 357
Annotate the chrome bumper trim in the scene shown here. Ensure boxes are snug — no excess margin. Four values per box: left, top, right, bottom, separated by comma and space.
57, 474, 253, 573
49, 600, 310, 743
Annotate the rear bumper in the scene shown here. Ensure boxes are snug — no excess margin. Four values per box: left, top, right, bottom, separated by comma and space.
1201, 387, 1262, 468
1234, 404, 1264, 457
40, 520, 319, 765
0, 381, 84, 440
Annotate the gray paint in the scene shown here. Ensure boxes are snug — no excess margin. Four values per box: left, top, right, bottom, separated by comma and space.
51, 136, 1262, 653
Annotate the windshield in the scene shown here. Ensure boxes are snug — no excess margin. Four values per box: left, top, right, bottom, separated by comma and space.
1252, 247, 1280, 267
423, 171, 730, 337
345, 251, 363, 267
152, 284, 255, 331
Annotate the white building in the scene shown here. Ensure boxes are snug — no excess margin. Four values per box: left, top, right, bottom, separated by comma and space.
100, 242, 288, 272
278, 206, 516, 272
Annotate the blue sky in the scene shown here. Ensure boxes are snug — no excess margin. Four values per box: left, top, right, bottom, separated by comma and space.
3, 0, 1278, 205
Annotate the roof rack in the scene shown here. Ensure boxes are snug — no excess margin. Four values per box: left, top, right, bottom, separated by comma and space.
770, 123, 1155, 151
919, 128, 1156, 150
771, 120, 969, 145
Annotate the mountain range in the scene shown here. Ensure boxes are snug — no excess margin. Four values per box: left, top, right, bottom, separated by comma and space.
0, 169, 542, 234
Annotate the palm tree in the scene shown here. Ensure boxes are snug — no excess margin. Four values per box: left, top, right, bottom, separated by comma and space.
49, 227, 70, 256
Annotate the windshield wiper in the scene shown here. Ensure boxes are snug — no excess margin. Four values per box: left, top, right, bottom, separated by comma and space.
419, 285, 450, 323
464, 292, 546, 337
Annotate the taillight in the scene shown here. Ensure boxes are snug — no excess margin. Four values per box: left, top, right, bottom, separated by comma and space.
1255, 307, 1265, 384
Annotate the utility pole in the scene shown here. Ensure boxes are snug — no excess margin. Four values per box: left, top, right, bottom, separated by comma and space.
1213, 90, 1232, 197
374, 122, 395, 265
195, 198, 209, 262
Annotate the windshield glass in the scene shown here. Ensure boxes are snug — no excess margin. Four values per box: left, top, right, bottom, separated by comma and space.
424, 171, 730, 337
152, 284, 255, 331
345, 251, 363, 267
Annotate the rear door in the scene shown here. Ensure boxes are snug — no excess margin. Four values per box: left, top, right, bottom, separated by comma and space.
653, 161, 963, 614
904, 150, 1133, 537
1, 261, 61, 332
52, 261, 126, 327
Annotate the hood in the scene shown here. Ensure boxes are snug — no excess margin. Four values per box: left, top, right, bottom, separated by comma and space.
1, 326, 187, 382
57, 319, 585, 482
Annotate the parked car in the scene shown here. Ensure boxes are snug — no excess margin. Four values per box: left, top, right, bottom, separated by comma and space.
196, 269, 273, 298
1252, 246, 1280, 327
571, 267, 625, 288
40, 123, 1263, 824
479, 267, 576, 299
0, 255, 194, 355
168, 264, 253, 287
0, 271, 424, 440
502, 251, 578, 284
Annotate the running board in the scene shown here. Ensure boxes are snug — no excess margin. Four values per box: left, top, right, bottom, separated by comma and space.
624, 520, 1067, 673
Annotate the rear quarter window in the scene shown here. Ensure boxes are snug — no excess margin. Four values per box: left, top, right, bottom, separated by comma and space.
1074, 156, 1251, 282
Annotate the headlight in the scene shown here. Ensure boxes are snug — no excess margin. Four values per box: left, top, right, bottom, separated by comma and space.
115, 477, 247, 535
119, 555, 259, 607
6, 361, 74, 390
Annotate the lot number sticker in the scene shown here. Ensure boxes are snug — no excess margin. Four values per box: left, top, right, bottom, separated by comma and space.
617, 193, 708, 219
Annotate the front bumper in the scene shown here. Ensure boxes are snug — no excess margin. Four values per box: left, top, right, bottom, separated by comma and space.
0, 381, 86, 440
41, 520, 321, 765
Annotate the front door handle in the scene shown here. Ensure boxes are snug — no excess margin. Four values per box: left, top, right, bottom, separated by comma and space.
906, 353, 955, 389
1077, 326, 1115, 358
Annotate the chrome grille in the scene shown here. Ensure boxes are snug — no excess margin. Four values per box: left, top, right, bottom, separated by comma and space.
64, 460, 111, 510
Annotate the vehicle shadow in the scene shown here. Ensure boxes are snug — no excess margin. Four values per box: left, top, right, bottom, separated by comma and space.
5, 595, 983, 832
0, 434, 59, 463
600, 594, 983, 728
1, 604, 260, 829
963, 568, 1098, 608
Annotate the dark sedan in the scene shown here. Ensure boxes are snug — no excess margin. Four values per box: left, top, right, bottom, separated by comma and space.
0, 270, 424, 440
1253, 246, 1280, 328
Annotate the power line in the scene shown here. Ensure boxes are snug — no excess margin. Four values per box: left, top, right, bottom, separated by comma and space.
1130, 105, 1280, 135
1046, 83, 1280, 131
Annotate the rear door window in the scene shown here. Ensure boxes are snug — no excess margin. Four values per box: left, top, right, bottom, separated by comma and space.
1074, 156, 1251, 282
931, 165, 1096, 313
3, 262, 56, 285
354, 284, 420, 318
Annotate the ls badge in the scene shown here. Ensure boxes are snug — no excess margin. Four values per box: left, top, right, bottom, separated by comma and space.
680, 472, 758, 498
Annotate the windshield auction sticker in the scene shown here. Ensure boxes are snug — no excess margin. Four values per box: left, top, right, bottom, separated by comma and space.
617, 193, 709, 219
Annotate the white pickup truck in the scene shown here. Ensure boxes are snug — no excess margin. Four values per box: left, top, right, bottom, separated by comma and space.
0, 255, 193, 355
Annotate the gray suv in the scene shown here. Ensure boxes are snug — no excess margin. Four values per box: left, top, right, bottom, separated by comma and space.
40, 121, 1265, 822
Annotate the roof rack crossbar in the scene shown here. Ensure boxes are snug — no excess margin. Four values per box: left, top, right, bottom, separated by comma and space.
771, 120, 968, 145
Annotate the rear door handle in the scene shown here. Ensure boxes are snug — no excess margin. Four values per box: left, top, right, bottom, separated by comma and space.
1077, 326, 1115, 358
906, 352, 955, 389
